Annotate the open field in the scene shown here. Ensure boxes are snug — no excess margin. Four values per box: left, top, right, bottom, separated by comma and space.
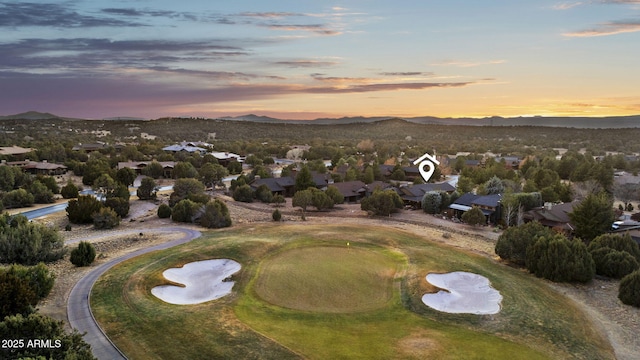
91, 223, 614, 359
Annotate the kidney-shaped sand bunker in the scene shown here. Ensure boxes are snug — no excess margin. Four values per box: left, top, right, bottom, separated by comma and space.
152, 259, 241, 305
421, 271, 502, 315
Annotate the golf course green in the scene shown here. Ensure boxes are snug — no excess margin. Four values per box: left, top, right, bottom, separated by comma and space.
91, 223, 614, 359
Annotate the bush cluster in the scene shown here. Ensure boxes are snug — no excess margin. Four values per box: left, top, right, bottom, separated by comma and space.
0, 214, 65, 265
157, 203, 172, 218
526, 234, 595, 283
619, 270, 640, 307
588, 233, 640, 278
70, 241, 96, 267
360, 190, 403, 216
199, 200, 232, 229
0, 263, 55, 318
495, 221, 594, 283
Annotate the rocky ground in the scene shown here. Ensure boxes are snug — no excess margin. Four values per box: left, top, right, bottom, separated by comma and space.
32, 196, 640, 359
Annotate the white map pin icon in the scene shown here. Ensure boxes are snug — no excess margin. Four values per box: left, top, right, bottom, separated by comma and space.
413, 153, 440, 183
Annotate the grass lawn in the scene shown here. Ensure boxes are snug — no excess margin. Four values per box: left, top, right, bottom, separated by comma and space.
91, 223, 614, 359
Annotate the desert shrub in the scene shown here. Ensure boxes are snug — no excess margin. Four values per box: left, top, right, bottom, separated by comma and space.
255, 184, 274, 203
325, 185, 344, 205
0, 270, 38, 318
272, 194, 286, 207
70, 241, 96, 267
588, 233, 640, 262
495, 221, 554, 266
598, 250, 639, 279
104, 197, 130, 218
137, 177, 158, 200
170, 178, 205, 206
157, 203, 172, 218
360, 190, 403, 216
272, 209, 282, 221
619, 270, 640, 307
67, 195, 103, 224
187, 193, 210, 204
461, 206, 486, 225
0, 214, 65, 265
171, 199, 200, 223
422, 191, 441, 214
30, 181, 55, 204
60, 181, 79, 199
310, 188, 334, 210
92, 207, 120, 229
588, 233, 640, 278
37, 176, 60, 194
2, 263, 55, 301
199, 200, 232, 229
233, 184, 254, 203
2, 189, 34, 209
142, 161, 164, 179
292, 189, 313, 220
526, 233, 595, 283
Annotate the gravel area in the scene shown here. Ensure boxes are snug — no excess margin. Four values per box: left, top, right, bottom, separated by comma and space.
31, 197, 640, 358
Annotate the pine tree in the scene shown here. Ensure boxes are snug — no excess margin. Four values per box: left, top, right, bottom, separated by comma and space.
569, 193, 615, 243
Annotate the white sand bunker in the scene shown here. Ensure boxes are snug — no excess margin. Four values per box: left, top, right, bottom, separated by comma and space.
421, 271, 502, 315
151, 259, 241, 305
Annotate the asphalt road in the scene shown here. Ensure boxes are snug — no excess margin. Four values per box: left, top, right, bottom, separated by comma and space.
67, 227, 202, 360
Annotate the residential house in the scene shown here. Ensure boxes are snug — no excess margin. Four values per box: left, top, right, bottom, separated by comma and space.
377, 164, 424, 181
311, 172, 330, 189
3, 160, 67, 176
523, 201, 579, 233
330, 181, 367, 203
399, 182, 456, 208
365, 181, 395, 196
495, 156, 522, 170
249, 176, 295, 197
162, 144, 207, 154
72, 143, 107, 152
210, 152, 243, 166
464, 160, 481, 168
118, 161, 176, 178
449, 193, 502, 224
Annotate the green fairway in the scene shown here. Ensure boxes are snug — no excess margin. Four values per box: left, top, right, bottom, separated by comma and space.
91, 224, 615, 360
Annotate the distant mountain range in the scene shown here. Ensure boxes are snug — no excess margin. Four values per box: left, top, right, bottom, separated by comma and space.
215, 113, 640, 128
0, 111, 147, 121
2, 111, 640, 129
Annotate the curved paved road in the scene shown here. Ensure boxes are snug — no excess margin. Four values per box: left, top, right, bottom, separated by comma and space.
67, 227, 202, 360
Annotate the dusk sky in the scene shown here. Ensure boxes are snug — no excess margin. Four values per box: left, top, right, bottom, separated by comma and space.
1, 1, 639, 120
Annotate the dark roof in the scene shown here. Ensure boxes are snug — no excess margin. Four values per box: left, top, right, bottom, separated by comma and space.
451, 193, 502, 208
330, 181, 366, 198
5, 160, 66, 171
472, 194, 502, 207
250, 177, 295, 192
311, 172, 329, 187
379, 164, 395, 175
367, 181, 393, 192
402, 166, 420, 175
401, 183, 456, 197
524, 201, 579, 229
452, 193, 480, 207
